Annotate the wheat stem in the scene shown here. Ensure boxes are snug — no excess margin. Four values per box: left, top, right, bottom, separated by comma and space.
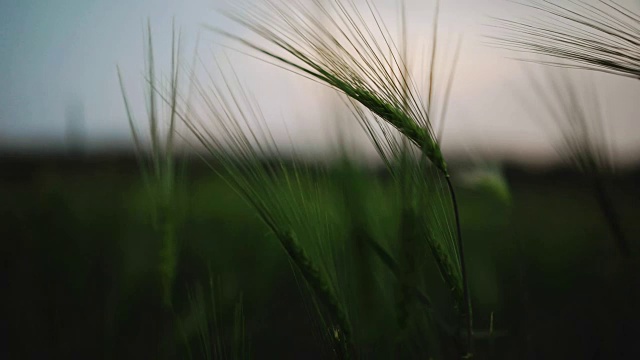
446, 175, 473, 356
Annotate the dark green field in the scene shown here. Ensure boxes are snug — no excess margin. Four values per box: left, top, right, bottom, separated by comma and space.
3, 154, 639, 359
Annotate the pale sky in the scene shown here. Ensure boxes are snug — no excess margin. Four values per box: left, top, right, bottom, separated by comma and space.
1, 0, 639, 166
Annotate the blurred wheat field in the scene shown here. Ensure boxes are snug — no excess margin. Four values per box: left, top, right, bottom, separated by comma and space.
3, 155, 639, 358
3, 0, 640, 358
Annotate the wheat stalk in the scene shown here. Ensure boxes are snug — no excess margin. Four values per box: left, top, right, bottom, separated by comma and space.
212, 0, 473, 354
117, 22, 183, 308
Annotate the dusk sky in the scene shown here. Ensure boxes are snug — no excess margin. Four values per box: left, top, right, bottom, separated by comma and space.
1, 0, 639, 166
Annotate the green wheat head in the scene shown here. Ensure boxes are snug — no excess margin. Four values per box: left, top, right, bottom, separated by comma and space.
213, 0, 450, 174
117, 22, 183, 308
492, 0, 640, 79
177, 57, 354, 357
522, 67, 630, 256
524, 68, 612, 174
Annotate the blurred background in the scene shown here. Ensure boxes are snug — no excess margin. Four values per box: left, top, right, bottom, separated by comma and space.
2, 0, 639, 163
2, 0, 640, 358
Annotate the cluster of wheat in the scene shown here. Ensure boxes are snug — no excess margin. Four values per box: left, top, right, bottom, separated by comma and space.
118, 0, 636, 358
